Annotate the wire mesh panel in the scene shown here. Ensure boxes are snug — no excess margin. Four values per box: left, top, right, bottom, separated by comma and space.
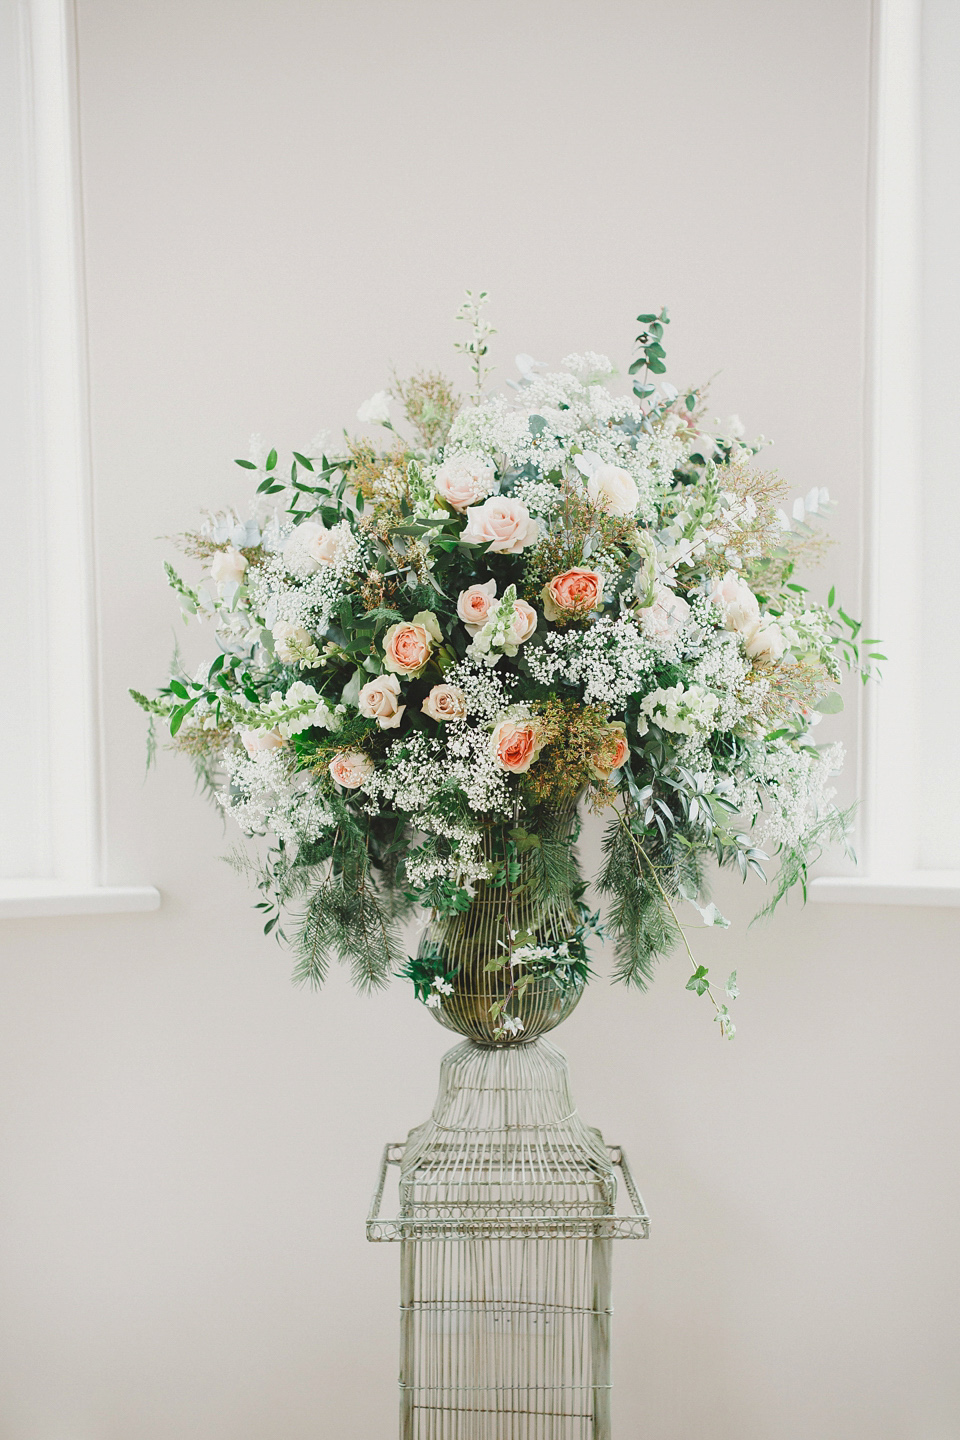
400, 1235, 610, 1440
368, 1038, 648, 1439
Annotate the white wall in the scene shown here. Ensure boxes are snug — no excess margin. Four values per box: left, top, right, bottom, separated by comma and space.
1, 2, 958, 1436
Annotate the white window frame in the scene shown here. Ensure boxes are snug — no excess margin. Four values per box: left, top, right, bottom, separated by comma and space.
0, 0, 157, 918
812, 0, 960, 906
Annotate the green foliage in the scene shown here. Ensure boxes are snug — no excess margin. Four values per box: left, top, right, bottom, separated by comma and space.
398, 951, 459, 1003
629, 306, 670, 394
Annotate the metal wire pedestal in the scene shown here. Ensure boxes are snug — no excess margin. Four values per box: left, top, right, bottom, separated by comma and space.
368, 1038, 648, 1439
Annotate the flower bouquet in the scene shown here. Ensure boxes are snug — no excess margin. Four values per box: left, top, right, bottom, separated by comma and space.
134, 294, 869, 1041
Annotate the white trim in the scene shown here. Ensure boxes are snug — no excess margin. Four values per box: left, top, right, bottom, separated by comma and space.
858, 0, 924, 879
811, 874, 960, 907
0, 881, 161, 919
0, 0, 158, 919
22, 0, 102, 885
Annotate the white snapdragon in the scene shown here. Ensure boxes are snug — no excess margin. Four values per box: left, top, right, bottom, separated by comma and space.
634, 683, 720, 739
257, 681, 336, 738
466, 585, 538, 667
272, 621, 320, 669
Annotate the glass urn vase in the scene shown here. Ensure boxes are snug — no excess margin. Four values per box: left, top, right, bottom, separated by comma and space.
416, 798, 586, 1045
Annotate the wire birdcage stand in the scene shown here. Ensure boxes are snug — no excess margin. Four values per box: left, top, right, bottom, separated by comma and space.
368, 1037, 648, 1438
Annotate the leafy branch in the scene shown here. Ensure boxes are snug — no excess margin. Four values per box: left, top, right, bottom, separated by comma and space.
454, 289, 497, 405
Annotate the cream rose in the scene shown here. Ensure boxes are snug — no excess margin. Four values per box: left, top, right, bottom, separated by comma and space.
586, 464, 640, 517
742, 618, 787, 664
640, 584, 691, 642
210, 546, 247, 586
490, 716, 544, 774
434, 454, 496, 512
587, 721, 630, 781
282, 520, 339, 573
421, 684, 467, 722
381, 610, 443, 675
708, 571, 760, 633
457, 579, 498, 633
460, 496, 539, 554
328, 751, 374, 789
358, 672, 405, 729
272, 621, 313, 663
304, 525, 341, 566
541, 568, 604, 622
240, 727, 284, 757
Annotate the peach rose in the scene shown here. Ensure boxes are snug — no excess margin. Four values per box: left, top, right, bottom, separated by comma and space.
240, 727, 284, 757
210, 546, 247, 586
586, 464, 640, 517
541, 567, 604, 622
328, 751, 374, 789
421, 684, 467, 722
460, 496, 539, 554
489, 716, 544, 774
457, 579, 498, 633
588, 721, 630, 781
434, 454, 496, 512
381, 611, 443, 675
358, 672, 405, 729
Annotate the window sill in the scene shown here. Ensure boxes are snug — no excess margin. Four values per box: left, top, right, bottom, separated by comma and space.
810, 873, 960, 907
0, 881, 161, 919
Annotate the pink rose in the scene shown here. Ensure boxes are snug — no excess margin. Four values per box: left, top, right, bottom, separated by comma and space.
457, 579, 498, 634
508, 598, 538, 646
541, 568, 604, 622
240, 728, 284, 757
490, 716, 544, 774
358, 672, 405, 729
434, 454, 496, 512
588, 722, 629, 781
328, 751, 374, 789
460, 496, 539, 554
382, 611, 443, 675
421, 684, 467, 722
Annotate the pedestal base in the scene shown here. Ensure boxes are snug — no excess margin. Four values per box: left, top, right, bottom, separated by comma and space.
367, 1039, 649, 1438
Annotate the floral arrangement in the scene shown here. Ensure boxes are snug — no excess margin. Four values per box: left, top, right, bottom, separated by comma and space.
134, 294, 874, 1037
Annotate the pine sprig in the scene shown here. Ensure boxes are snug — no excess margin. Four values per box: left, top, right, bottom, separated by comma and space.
598, 815, 679, 987
291, 826, 403, 992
